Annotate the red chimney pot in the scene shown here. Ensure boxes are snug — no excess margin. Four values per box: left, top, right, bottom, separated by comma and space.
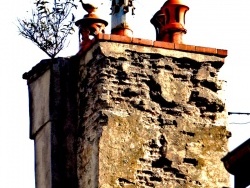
75, 5, 108, 51
151, 0, 189, 43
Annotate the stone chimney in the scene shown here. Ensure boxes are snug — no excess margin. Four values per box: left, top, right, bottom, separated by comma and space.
151, 0, 189, 43
23, 57, 79, 188
24, 1, 230, 188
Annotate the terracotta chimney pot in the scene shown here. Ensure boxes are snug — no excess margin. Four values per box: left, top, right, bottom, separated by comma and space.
151, 0, 189, 43
75, 3, 108, 50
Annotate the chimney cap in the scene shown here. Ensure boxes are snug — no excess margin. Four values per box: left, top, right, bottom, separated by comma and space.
75, 13, 108, 27
76, 2, 108, 27
164, 0, 187, 4
75, 18, 108, 27
164, 0, 189, 7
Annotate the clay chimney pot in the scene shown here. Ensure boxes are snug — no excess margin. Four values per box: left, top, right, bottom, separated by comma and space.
75, 4, 108, 50
151, 0, 189, 43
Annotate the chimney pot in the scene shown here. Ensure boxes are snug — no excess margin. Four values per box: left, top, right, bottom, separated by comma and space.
75, 4, 108, 50
151, 0, 189, 43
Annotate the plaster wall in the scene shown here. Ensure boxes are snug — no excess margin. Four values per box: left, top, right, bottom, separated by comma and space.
25, 58, 78, 188
29, 69, 50, 137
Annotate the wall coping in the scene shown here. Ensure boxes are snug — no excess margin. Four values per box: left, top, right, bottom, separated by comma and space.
24, 34, 227, 82
23, 56, 79, 83
91, 33, 227, 58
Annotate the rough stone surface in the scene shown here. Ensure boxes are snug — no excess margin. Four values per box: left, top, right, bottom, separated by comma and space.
25, 41, 229, 188
77, 42, 230, 187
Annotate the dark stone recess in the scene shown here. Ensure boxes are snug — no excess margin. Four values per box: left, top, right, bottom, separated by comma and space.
50, 57, 79, 188
183, 158, 198, 166
118, 178, 135, 185
152, 157, 172, 168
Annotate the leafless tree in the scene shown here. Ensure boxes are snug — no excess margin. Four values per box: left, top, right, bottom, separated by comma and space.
18, 0, 77, 58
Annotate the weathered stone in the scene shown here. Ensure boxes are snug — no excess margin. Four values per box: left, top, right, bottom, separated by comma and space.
25, 41, 229, 188
77, 42, 229, 188
154, 69, 192, 104
195, 65, 216, 81
190, 87, 225, 112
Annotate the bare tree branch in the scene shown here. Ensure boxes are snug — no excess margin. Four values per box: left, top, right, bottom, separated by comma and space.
17, 0, 77, 58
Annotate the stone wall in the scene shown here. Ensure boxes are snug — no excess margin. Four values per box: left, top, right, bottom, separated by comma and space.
78, 41, 230, 187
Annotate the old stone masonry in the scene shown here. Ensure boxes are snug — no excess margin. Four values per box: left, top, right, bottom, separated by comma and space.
77, 41, 230, 188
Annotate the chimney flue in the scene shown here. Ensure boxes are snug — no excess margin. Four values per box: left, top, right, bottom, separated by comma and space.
110, 0, 135, 37
151, 0, 189, 43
